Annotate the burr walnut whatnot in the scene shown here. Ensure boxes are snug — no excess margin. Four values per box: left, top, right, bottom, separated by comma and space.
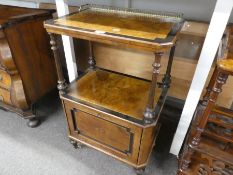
44, 4, 184, 174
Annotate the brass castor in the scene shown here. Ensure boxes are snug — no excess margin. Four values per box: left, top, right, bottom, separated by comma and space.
134, 167, 145, 175
27, 117, 40, 128
70, 139, 83, 149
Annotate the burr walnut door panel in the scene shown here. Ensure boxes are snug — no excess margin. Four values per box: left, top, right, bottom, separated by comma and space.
75, 109, 132, 153
63, 100, 143, 165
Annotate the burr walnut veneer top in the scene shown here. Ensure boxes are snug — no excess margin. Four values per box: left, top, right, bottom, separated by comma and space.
55, 10, 173, 40
45, 5, 183, 52
66, 70, 161, 121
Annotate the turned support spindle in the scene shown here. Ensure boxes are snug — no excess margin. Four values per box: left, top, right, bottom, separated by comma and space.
49, 33, 67, 94
191, 71, 228, 146
162, 45, 176, 88
180, 70, 228, 171
144, 52, 163, 124
202, 67, 218, 105
88, 41, 96, 70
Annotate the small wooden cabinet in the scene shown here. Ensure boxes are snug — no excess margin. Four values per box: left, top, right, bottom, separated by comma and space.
44, 4, 184, 173
62, 69, 161, 168
0, 5, 57, 127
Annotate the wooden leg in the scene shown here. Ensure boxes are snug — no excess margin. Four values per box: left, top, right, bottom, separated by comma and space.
69, 139, 83, 149
180, 70, 228, 170
202, 66, 218, 105
192, 70, 228, 146
144, 52, 163, 124
27, 117, 40, 128
162, 45, 176, 88
0, 101, 40, 127
134, 167, 145, 175
27, 103, 40, 128
88, 41, 96, 70
49, 33, 67, 95
179, 146, 195, 171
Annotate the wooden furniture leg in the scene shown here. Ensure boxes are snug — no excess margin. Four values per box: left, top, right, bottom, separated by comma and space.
0, 102, 40, 128
134, 167, 146, 175
180, 70, 229, 171
144, 52, 163, 124
162, 45, 176, 88
49, 33, 67, 94
69, 138, 83, 149
202, 67, 218, 105
88, 41, 96, 70
27, 103, 40, 128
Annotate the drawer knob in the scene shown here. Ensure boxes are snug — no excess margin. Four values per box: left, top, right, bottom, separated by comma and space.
0, 95, 3, 101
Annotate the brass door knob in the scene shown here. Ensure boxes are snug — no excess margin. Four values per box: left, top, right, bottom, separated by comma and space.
0, 75, 2, 81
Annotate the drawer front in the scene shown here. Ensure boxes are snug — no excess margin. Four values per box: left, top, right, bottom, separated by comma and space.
0, 87, 11, 105
0, 69, 11, 89
63, 100, 143, 165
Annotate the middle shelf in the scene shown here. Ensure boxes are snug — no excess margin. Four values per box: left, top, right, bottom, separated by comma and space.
61, 69, 164, 124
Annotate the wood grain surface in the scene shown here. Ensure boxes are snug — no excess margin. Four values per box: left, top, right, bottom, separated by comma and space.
0, 69, 11, 90
0, 87, 11, 105
63, 100, 144, 166
0, 5, 57, 121
67, 69, 161, 121
217, 59, 233, 72
5, 17, 57, 104
55, 10, 173, 40
76, 109, 132, 152
0, 5, 50, 26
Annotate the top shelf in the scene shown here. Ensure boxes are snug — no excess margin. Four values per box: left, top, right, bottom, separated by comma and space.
44, 4, 184, 52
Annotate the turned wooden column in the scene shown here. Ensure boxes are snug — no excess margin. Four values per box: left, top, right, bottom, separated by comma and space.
192, 71, 228, 146
162, 45, 176, 88
202, 67, 218, 105
88, 41, 96, 70
49, 33, 67, 94
144, 52, 163, 124
180, 70, 228, 171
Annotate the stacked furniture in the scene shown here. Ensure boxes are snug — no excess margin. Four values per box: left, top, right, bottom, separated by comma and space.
44, 4, 184, 174
0, 5, 57, 127
178, 27, 233, 175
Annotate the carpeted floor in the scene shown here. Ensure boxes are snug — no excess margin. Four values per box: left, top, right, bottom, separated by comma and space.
0, 91, 178, 175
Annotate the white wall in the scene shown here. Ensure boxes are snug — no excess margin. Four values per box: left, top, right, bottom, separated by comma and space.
6, 0, 232, 22
0, 0, 38, 8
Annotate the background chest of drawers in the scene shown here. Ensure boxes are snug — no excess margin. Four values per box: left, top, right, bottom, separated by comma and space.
0, 5, 57, 127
